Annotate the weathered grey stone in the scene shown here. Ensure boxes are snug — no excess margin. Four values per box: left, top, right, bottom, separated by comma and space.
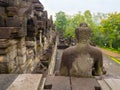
26, 41, 36, 47
7, 74, 43, 90
0, 16, 5, 26
0, 0, 56, 74
0, 6, 5, 13
60, 22, 106, 77
0, 39, 10, 48
17, 47, 26, 56
17, 54, 27, 65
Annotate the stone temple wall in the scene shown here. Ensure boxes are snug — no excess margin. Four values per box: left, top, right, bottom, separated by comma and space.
0, 0, 56, 74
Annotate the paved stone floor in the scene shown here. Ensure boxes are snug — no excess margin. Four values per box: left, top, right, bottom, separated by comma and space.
0, 74, 18, 90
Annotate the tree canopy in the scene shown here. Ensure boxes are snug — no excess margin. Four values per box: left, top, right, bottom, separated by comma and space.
55, 11, 67, 32
55, 11, 120, 51
99, 13, 120, 49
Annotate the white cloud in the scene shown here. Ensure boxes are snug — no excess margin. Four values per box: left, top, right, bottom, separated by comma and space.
40, 0, 120, 19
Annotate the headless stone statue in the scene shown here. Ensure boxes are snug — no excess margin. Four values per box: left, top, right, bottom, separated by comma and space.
59, 22, 106, 77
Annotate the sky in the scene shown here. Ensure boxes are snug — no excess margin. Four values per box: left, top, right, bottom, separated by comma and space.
40, 0, 120, 19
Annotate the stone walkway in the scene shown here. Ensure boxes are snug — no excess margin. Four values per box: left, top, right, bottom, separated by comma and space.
0, 74, 18, 90
0, 74, 43, 90
7, 74, 43, 90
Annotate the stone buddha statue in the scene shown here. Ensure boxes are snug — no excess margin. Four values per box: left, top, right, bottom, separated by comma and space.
59, 22, 106, 77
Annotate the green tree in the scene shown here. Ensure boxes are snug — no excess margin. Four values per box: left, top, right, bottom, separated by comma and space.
55, 11, 67, 32
84, 10, 92, 23
64, 12, 85, 38
100, 13, 120, 49
54, 10, 120, 51
55, 10, 101, 41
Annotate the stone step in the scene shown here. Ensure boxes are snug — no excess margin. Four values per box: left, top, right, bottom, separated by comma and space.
97, 78, 120, 90
45, 76, 120, 90
44, 76, 101, 90
71, 77, 101, 90
98, 79, 111, 90
104, 78, 120, 90
44, 76, 71, 90
7, 74, 43, 90
0, 74, 18, 90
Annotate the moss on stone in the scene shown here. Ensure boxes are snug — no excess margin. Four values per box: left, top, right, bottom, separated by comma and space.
96, 62, 102, 76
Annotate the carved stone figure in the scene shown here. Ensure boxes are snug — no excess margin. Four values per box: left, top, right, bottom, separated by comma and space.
60, 22, 106, 77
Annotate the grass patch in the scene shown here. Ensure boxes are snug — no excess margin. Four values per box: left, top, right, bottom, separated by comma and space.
100, 47, 120, 64
103, 47, 120, 54
109, 56, 120, 64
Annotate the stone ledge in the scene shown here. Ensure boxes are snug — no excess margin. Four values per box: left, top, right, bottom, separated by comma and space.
7, 74, 43, 90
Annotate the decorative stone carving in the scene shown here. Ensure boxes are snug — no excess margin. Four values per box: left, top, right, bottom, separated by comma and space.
0, 0, 56, 74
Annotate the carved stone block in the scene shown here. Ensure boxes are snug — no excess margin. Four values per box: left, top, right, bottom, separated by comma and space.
0, 27, 26, 39
0, 17, 4, 27
6, 17, 21, 27
0, 39, 10, 48
0, 7, 5, 14
0, 0, 8, 7
7, 7, 18, 16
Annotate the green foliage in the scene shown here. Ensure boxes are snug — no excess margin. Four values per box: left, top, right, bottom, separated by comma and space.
64, 12, 85, 38
55, 11, 67, 32
55, 10, 97, 39
110, 56, 120, 64
100, 13, 120, 49
54, 11, 120, 52
103, 47, 120, 54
